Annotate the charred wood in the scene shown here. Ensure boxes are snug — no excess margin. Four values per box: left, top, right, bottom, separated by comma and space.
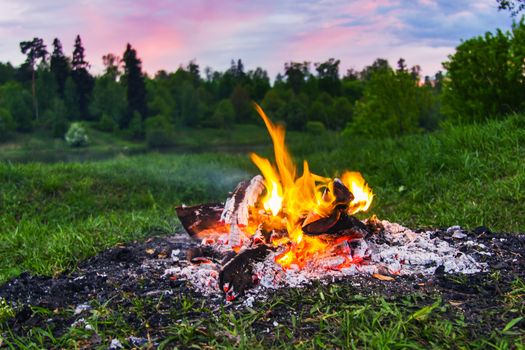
302, 209, 342, 235
219, 245, 271, 301
176, 203, 226, 237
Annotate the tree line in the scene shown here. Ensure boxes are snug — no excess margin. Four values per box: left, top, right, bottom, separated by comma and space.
1, 21, 525, 145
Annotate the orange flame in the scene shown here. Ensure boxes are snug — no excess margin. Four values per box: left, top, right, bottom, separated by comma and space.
250, 103, 374, 269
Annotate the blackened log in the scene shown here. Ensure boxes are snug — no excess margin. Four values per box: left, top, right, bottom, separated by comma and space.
219, 245, 271, 301
333, 178, 354, 207
303, 211, 370, 237
302, 209, 341, 236
176, 203, 227, 237
327, 212, 370, 236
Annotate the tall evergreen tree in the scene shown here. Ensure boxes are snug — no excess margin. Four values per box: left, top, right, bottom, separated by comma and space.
122, 43, 147, 128
71, 35, 94, 119
50, 38, 70, 97
19, 37, 48, 120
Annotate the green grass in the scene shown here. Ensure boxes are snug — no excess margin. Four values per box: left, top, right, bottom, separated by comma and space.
1, 281, 523, 349
0, 153, 251, 283
1, 115, 525, 282
1, 115, 524, 348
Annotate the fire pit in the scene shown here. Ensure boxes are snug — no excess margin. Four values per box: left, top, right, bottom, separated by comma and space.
170, 105, 485, 302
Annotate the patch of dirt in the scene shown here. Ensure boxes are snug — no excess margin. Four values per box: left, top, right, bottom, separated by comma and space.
1, 228, 524, 346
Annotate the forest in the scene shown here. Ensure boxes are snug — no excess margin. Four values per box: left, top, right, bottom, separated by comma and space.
1, 20, 525, 149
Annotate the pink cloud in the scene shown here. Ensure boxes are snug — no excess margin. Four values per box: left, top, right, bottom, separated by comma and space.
0, 0, 512, 80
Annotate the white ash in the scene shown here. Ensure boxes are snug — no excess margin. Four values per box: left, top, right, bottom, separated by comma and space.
74, 303, 92, 315
109, 338, 124, 350
165, 220, 487, 299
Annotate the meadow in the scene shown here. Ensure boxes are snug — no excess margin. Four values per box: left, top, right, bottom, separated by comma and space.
1, 115, 524, 348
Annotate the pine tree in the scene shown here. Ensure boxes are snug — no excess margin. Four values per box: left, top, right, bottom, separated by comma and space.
19, 37, 48, 120
50, 38, 70, 97
121, 43, 147, 128
71, 35, 94, 119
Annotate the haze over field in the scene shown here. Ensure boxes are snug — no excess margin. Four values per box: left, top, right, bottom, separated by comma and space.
0, 0, 513, 77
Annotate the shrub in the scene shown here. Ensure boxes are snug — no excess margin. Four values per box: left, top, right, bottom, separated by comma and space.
0, 107, 15, 141
306, 120, 326, 134
40, 98, 68, 138
65, 122, 89, 147
145, 115, 176, 148
204, 99, 235, 128
96, 113, 118, 132
128, 111, 143, 139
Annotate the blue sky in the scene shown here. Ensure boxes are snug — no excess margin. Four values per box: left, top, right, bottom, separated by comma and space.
0, 0, 515, 78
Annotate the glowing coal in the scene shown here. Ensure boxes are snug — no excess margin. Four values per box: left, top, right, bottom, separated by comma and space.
165, 220, 485, 300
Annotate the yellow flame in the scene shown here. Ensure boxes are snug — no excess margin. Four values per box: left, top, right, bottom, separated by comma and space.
265, 181, 283, 216
250, 103, 374, 269
342, 171, 374, 214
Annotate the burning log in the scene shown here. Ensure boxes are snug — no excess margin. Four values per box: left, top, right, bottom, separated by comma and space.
302, 179, 368, 237
176, 203, 226, 237
326, 212, 370, 236
220, 175, 265, 248
219, 245, 271, 301
332, 178, 354, 207
302, 209, 341, 235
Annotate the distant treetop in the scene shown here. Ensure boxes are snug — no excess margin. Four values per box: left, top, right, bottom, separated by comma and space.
497, 0, 525, 16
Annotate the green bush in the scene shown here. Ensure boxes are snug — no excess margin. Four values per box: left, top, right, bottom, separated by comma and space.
145, 115, 176, 148
128, 111, 143, 139
306, 120, 326, 134
0, 107, 15, 141
347, 69, 427, 137
65, 122, 89, 147
204, 99, 235, 129
442, 22, 525, 121
40, 98, 68, 138
96, 113, 118, 132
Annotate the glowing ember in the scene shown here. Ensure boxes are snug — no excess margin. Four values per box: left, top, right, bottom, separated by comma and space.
249, 104, 374, 269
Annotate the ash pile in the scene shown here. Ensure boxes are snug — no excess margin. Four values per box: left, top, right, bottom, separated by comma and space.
167, 175, 486, 302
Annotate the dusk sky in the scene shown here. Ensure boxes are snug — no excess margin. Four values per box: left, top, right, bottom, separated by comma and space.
0, 0, 515, 79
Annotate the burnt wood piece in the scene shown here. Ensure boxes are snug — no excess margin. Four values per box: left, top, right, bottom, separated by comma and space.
220, 175, 265, 226
302, 209, 342, 236
364, 215, 384, 237
333, 178, 354, 207
219, 245, 271, 301
186, 246, 231, 264
176, 203, 227, 237
303, 211, 371, 237
220, 175, 265, 247
327, 212, 370, 236
220, 180, 250, 223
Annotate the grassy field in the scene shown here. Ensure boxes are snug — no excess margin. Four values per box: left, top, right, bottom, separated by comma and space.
1, 115, 524, 348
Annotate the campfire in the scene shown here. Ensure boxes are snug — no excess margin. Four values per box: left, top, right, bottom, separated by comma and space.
172, 105, 484, 302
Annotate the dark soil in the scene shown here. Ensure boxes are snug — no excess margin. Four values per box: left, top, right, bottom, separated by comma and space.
1, 228, 524, 347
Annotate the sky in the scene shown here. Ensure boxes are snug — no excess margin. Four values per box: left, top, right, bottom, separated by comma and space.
0, 0, 515, 79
